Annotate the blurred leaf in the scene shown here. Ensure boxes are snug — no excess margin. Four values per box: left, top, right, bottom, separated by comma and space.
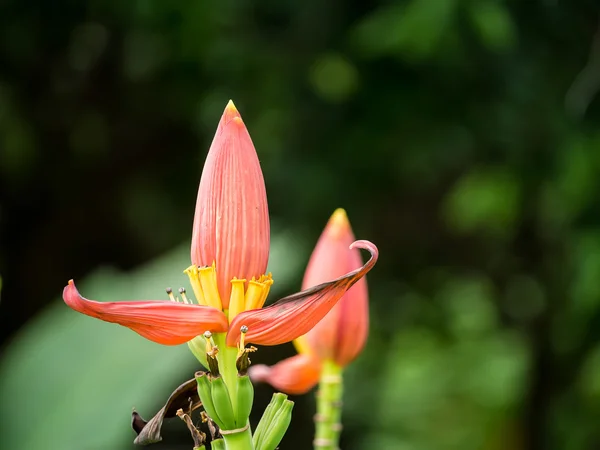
438, 275, 498, 336
556, 136, 600, 220
570, 230, 600, 313
503, 274, 546, 322
443, 167, 520, 238
351, 0, 458, 61
553, 230, 600, 355
468, 1, 517, 51
309, 53, 359, 103
579, 344, 600, 403
370, 327, 528, 450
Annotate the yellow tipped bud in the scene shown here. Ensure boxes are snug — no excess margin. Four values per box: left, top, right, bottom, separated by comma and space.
327, 208, 350, 240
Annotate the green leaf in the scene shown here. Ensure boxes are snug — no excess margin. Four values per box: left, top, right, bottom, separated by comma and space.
468, 1, 517, 52
351, 0, 458, 61
443, 167, 520, 239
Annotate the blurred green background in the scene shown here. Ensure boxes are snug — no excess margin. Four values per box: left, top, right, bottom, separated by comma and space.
1, 0, 600, 449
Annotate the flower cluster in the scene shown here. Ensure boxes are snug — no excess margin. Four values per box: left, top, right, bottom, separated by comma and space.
63, 101, 378, 450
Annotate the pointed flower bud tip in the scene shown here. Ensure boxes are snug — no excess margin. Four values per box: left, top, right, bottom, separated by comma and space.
221, 100, 242, 127
327, 208, 350, 239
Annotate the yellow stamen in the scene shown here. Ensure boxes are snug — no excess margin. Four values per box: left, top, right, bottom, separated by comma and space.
198, 263, 223, 310
184, 265, 207, 306
228, 278, 247, 322
244, 273, 273, 310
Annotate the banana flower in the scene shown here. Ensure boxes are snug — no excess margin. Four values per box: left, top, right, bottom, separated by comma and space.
63, 102, 378, 353
249, 209, 369, 394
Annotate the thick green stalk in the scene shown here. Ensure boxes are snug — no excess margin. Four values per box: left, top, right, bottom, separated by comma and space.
222, 423, 254, 450
212, 332, 253, 449
213, 332, 239, 413
314, 360, 343, 450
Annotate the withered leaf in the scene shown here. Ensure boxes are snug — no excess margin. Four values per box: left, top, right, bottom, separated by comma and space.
132, 377, 202, 446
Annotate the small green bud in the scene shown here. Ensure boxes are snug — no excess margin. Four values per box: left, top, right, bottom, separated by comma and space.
210, 376, 236, 430
235, 375, 254, 427
195, 372, 222, 428
258, 400, 294, 450
252, 393, 289, 450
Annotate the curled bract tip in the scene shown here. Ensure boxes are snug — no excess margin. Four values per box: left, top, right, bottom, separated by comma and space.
226, 239, 378, 347
349, 239, 378, 255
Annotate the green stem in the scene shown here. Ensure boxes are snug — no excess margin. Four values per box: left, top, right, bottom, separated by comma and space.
222, 423, 254, 450
213, 332, 239, 413
314, 360, 343, 450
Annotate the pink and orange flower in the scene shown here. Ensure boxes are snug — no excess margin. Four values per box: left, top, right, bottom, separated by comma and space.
250, 209, 369, 394
63, 101, 378, 351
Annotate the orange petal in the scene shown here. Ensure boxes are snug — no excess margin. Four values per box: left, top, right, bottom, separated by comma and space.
226, 240, 378, 347
63, 280, 229, 345
191, 101, 270, 308
302, 209, 369, 367
248, 354, 321, 395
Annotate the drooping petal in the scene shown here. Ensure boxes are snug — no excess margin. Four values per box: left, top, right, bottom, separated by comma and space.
191, 101, 270, 308
226, 240, 378, 347
248, 354, 321, 395
302, 209, 369, 367
63, 280, 229, 345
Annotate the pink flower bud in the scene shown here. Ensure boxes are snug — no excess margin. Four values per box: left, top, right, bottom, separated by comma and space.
302, 209, 369, 367
191, 101, 270, 308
